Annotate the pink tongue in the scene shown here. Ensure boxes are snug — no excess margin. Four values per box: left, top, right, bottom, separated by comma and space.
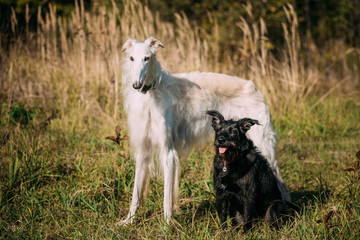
219, 147, 227, 154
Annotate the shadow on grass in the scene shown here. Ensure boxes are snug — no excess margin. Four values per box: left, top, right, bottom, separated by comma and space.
291, 187, 332, 208
176, 188, 332, 222
178, 198, 217, 220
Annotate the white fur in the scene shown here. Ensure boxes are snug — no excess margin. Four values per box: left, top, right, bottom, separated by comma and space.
119, 37, 290, 224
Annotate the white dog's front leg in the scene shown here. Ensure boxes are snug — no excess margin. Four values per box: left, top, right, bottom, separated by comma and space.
119, 152, 151, 225
161, 147, 179, 224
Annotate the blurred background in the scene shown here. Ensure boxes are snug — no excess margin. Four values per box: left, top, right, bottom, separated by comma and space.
0, 0, 359, 118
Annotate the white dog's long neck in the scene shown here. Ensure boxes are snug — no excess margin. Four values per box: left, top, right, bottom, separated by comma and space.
146, 59, 162, 89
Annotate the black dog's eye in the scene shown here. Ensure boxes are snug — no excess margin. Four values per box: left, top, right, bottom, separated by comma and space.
215, 125, 223, 131
231, 128, 238, 135
130, 56, 134, 61
144, 56, 150, 61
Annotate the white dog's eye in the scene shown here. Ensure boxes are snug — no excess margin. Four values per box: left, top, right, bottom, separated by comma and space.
144, 56, 150, 61
130, 56, 134, 61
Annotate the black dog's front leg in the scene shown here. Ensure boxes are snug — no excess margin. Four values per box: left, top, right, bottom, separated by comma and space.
229, 204, 244, 229
216, 195, 229, 229
229, 202, 252, 231
242, 201, 256, 232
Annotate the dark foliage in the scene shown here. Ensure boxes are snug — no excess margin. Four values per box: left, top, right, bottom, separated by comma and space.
0, 0, 359, 48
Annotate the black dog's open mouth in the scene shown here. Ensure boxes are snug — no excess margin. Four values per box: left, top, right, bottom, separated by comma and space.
217, 145, 236, 163
219, 147, 228, 154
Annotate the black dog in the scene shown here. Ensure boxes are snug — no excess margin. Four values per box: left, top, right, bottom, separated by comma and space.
207, 110, 293, 231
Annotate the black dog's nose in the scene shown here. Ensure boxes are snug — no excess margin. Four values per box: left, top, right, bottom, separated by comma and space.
217, 136, 225, 144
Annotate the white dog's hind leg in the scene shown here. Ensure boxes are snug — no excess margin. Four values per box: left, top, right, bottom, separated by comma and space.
263, 134, 291, 202
119, 151, 152, 225
172, 156, 181, 211
261, 139, 291, 201
240, 102, 290, 201
248, 122, 291, 202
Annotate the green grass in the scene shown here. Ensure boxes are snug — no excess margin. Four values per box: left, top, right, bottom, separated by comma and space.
0, 98, 359, 239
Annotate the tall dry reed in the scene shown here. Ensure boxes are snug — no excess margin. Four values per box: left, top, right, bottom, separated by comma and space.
0, 0, 358, 121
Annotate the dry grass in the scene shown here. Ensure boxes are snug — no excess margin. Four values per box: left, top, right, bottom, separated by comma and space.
1, 0, 358, 118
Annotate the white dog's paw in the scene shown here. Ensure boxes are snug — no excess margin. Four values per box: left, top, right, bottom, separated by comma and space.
116, 217, 133, 226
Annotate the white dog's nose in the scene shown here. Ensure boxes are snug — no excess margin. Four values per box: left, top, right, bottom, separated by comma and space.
133, 81, 142, 90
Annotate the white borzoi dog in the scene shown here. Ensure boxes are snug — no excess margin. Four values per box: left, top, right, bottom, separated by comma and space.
120, 36, 290, 224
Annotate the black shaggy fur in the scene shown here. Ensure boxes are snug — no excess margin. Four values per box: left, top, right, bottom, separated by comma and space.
207, 110, 294, 231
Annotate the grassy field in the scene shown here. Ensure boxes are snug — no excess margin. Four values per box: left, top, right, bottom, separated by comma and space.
2, 98, 359, 239
1, 0, 360, 239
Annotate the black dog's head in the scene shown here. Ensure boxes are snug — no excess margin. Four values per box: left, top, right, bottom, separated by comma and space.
207, 110, 260, 163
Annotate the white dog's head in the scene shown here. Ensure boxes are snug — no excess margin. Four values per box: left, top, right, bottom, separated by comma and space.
122, 37, 164, 93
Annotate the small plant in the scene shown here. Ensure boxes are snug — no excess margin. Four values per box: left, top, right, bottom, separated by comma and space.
341, 151, 360, 216
106, 125, 129, 145
4, 103, 37, 126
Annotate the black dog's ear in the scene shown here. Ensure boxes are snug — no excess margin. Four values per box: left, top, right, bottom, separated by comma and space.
206, 110, 225, 129
238, 118, 260, 133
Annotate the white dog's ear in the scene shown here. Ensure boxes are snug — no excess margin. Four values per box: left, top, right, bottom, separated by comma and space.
144, 36, 164, 53
122, 38, 138, 52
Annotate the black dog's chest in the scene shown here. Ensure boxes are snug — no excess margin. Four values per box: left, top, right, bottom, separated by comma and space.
215, 161, 253, 193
